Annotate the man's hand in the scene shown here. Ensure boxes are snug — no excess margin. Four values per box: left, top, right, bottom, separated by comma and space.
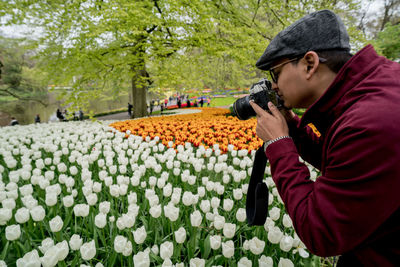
249, 101, 289, 142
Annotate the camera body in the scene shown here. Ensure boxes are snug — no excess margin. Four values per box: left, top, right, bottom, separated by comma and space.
232, 78, 283, 120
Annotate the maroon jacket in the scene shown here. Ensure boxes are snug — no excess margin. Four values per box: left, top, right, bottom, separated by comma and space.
266, 45, 400, 266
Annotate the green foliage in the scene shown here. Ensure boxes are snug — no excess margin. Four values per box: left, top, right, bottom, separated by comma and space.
1, 0, 367, 114
0, 36, 47, 101
376, 23, 400, 61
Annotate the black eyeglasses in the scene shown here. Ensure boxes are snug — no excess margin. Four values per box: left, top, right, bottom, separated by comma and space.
268, 58, 300, 84
268, 56, 327, 83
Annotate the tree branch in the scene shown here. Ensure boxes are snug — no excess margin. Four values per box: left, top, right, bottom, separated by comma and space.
0, 88, 48, 106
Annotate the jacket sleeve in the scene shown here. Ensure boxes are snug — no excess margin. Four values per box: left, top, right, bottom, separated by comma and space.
266, 123, 400, 257
288, 115, 323, 170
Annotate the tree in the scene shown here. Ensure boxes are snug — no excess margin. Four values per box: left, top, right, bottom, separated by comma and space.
376, 22, 400, 60
2, 0, 366, 117
0, 36, 47, 105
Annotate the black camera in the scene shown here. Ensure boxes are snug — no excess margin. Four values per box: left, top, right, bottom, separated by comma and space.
232, 78, 284, 120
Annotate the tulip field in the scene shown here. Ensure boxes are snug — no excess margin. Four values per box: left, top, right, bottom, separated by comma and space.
0, 108, 321, 266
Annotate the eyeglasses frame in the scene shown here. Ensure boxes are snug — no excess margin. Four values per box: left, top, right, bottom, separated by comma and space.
268, 55, 327, 84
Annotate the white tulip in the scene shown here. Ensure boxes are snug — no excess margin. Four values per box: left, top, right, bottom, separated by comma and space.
197, 187, 205, 197
62, 195, 74, 208
269, 207, 281, 221
297, 248, 310, 258
133, 226, 147, 244
235, 208, 246, 222
238, 257, 252, 267
164, 203, 179, 222
223, 199, 234, 212
109, 185, 120, 197
16, 249, 41, 267
116, 217, 126, 230
222, 174, 230, 184
278, 258, 294, 267
200, 200, 211, 213
30, 205, 46, 221
80, 240, 96, 260
114, 235, 127, 253
215, 184, 224, 195
93, 182, 102, 193
5, 224, 21, 241
213, 215, 225, 230
190, 210, 202, 227
99, 201, 111, 214
264, 217, 275, 232
49, 216, 63, 232
69, 234, 83, 251
19, 184, 33, 196
248, 237, 265, 255
268, 226, 283, 244
95, 213, 107, 228
209, 235, 221, 250
40, 246, 59, 267
2, 198, 16, 210
241, 184, 248, 194
147, 194, 159, 207
243, 240, 250, 250
55, 240, 69, 261
182, 191, 194, 206
160, 241, 173, 260
73, 204, 89, 217
190, 258, 205, 267
0, 208, 12, 225
223, 223, 236, 239
233, 188, 243, 200
15, 207, 30, 224
279, 235, 294, 252
151, 244, 159, 255
133, 250, 150, 267
86, 193, 98, 206
122, 240, 132, 256
121, 213, 135, 228
221, 240, 234, 258
163, 184, 172, 197
210, 197, 220, 209
206, 181, 214, 191
258, 255, 273, 267
39, 238, 54, 254
157, 178, 166, 189
149, 204, 162, 218
206, 212, 214, 221
174, 227, 186, 244
282, 214, 293, 228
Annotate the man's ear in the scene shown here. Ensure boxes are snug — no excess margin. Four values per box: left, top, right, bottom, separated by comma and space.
303, 51, 320, 80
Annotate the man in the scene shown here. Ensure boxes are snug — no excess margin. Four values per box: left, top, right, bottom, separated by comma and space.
128, 103, 133, 117
10, 117, 19, 126
250, 10, 400, 266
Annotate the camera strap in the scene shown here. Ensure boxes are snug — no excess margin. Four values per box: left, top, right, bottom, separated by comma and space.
246, 144, 269, 226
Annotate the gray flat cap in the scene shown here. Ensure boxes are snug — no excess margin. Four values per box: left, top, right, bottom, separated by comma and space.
256, 10, 350, 70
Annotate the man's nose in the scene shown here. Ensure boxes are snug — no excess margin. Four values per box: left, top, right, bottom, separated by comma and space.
271, 81, 278, 91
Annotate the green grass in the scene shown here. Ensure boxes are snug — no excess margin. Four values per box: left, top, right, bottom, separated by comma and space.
210, 96, 236, 107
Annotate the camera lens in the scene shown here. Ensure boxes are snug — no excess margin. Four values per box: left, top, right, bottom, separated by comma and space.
232, 95, 256, 120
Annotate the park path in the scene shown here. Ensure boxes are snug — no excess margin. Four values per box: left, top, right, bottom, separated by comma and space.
96, 104, 230, 121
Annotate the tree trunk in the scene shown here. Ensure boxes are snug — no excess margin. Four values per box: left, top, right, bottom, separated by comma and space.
131, 59, 148, 118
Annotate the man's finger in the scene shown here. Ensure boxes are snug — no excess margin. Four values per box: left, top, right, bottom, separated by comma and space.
267, 102, 282, 117
250, 101, 268, 116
